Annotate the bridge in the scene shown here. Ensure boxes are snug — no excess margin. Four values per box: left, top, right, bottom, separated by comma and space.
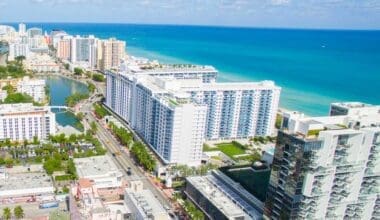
50, 106, 69, 110
49, 106, 72, 114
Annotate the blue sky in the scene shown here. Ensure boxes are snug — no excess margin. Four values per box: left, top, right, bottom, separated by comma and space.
0, 0, 379, 29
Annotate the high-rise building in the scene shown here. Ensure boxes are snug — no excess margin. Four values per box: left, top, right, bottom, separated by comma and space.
18, 23, 26, 36
8, 43, 29, 60
127, 64, 218, 83
0, 103, 56, 141
187, 81, 280, 139
100, 38, 125, 71
265, 102, 380, 219
106, 72, 207, 165
70, 35, 98, 69
56, 38, 71, 60
27, 27, 43, 38
105, 69, 281, 165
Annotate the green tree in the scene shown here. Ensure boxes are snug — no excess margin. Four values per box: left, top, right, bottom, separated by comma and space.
4, 158, 13, 167
64, 63, 70, 70
65, 92, 89, 107
62, 185, 70, 194
2, 84, 14, 94
15, 55, 26, 64
76, 112, 84, 121
74, 67, 83, 76
93, 103, 109, 119
68, 134, 78, 143
33, 136, 40, 145
2, 207, 11, 220
4, 93, 34, 104
92, 73, 105, 82
87, 82, 96, 93
90, 121, 97, 134
13, 206, 24, 219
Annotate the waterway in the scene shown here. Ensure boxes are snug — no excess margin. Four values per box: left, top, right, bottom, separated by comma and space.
43, 75, 88, 129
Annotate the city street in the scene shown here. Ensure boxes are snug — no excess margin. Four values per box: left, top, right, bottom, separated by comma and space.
76, 81, 172, 208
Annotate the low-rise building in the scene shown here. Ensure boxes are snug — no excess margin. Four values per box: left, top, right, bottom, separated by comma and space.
0, 165, 55, 203
17, 76, 46, 103
124, 181, 170, 220
185, 171, 263, 220
25, 54, 59, 72
74, 155, 123, 189
0, 103, 56, 141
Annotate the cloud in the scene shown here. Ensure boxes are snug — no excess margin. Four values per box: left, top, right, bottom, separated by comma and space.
270, 0, 291, 6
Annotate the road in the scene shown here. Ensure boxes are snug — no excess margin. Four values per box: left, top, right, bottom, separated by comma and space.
77, 86, 171, 208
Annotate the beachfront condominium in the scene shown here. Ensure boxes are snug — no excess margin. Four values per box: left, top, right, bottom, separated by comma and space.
106, 72, 207, 166
265, 102, 380, 219
0, 103, 56, 141
99, 38, 126, 71
70, 35, 98, 69
105, 68, 280, 165
56, 38, 71, 60
18, 23, 26, 36
125, 64, 218, 83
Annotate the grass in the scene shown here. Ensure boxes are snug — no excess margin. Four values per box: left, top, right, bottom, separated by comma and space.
202, 144, 219, 152
307, 129, 323, 137
216, 142, 246, 158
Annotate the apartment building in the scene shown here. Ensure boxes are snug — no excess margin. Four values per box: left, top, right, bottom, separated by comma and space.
265, 102, 380, 219
0, 103, 56, 141
105, 69, 280, 165
99, 38, 125, 71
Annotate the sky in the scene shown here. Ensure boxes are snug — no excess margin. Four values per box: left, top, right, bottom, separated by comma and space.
0, 0, 379, 29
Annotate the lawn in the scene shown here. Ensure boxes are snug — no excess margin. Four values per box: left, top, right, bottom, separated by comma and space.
216, 142, 246, 158
202, 144, 219, 152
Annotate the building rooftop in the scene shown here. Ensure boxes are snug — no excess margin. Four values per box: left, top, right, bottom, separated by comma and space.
74, 155, 121, 178
133, 64, 217, 73
220, 164, 271, 203
0, 165, 54, 198
0, 103, 52, 115
331, 102, 374, 109
187, 172, 262, 219
282, 105, 380, 140
125, 188, 169, 219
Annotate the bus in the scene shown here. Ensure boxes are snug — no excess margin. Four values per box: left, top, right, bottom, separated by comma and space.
39, 201, 59, 209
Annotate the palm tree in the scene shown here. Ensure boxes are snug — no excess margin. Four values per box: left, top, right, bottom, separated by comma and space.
2, 207, 11, 220
14, 206, 24, 219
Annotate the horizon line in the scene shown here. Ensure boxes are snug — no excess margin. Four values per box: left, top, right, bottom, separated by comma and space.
2, 21, 380, 32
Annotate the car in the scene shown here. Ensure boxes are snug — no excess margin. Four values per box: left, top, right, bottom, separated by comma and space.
127, 170, 132, 176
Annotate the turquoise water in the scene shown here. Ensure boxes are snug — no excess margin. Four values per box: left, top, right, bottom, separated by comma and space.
44, 75, 88, 127
13, 23, 380, 116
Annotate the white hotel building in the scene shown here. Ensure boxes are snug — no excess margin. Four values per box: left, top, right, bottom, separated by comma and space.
0, 103, 56, 141
106, 67, 280, 165
17, 77, 46, 103
265, 102, 380, 219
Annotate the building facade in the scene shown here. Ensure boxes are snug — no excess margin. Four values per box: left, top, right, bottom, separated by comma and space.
185, 171, 263, 220
187, 81, 280, 139
56, 38, 71, 60
106, 72, 207, 165
17, 77, 46, 103
106, 70, 280, 165
0, 103, 56, 141
265, 103, 380, 219
124, 181, 170, 220
100, 38, 125, 71
70, 35, 98, 69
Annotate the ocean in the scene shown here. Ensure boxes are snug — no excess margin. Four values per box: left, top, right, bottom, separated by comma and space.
7, 23, 380, 116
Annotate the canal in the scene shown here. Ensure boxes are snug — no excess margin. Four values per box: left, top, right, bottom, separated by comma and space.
44, 75, 88, 129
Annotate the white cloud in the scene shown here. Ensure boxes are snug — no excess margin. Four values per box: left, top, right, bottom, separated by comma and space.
270, 0, 291, 6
